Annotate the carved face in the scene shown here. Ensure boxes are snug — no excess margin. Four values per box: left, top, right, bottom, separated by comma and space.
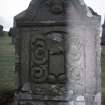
47, 0, 64, 14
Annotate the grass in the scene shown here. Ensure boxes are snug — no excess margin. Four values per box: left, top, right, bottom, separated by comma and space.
0, 32, 16, 94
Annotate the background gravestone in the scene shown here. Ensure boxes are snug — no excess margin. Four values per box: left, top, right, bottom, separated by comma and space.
101, 21, 105, 45
0, 25, 4, 36
14, 0, 101, 105
8, 28, 16, 44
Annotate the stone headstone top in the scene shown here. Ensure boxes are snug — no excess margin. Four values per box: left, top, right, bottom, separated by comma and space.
14, 0, 69, 27
14, 0, 100, 27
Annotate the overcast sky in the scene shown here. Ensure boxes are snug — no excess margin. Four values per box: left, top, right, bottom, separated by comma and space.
0, 0, 105, 31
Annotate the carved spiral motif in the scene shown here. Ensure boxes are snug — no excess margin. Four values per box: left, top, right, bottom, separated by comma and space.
33, 47, 47, 64
32, 39, 48, 64
31, 66, 48, 82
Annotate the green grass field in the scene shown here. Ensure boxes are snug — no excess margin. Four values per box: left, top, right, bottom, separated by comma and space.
0, 34, 105, 104
0, 33, 16, 94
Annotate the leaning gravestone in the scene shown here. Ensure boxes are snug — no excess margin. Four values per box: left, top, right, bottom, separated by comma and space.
0, 25, 3, 36
14, 0, 101, 105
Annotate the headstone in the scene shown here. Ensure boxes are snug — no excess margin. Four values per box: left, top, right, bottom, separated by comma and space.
101, 21, 105, 45
0, 25, 3, 36
14, 0, 101, 105
8, 28, 16, 44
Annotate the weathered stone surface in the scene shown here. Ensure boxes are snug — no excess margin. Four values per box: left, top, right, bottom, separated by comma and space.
14, 1, 68, 105
14, 0, 101, 105
66, 0, 101, 105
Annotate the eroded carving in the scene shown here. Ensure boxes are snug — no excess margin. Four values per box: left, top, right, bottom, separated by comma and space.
30, 32, 67, 99
31, 66, 48, 83
32, 38, 48, 65
32, 84, 67, 96
46, 0, 65, 14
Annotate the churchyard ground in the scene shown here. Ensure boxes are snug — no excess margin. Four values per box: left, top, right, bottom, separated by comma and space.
0, 32, 15, 105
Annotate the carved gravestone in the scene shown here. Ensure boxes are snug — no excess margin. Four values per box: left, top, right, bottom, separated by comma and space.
0, 25, 3, 36
14, 0, 101, 105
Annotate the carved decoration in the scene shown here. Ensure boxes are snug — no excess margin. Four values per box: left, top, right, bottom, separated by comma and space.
57, 74, 66, 83
47, 74, 56, 83
30, 32, 66, 85
31, 37, 48, 83
46, 0, 65, 14
32, 39, 48, 65
18, 102, 33, 105
32, 85, 67, 96
47, 32, 64, 42
31, 66, 48, 83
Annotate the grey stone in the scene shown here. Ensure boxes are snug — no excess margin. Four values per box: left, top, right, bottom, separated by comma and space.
66, 0, 101, 105
21, 82, 32, 93
94, 92, 101, 105
14, 0, 101, 105
76, 95, 85, 101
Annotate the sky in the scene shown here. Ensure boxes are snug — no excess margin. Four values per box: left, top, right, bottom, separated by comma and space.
0, 0, 105, 31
